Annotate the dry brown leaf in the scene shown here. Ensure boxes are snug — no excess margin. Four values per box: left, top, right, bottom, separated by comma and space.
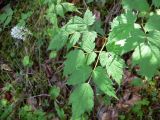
125, 94, 141, 106
96, 37, 106, 48
117, 93, 141, 111
97, 106, 118, 120
1, 64, 12, 71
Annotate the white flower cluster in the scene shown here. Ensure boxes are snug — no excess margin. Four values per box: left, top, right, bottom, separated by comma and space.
11, 26, 31, 40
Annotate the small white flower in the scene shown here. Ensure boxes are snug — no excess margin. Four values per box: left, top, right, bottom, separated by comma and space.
115, 39, 126, 47
11, 26, 31, 40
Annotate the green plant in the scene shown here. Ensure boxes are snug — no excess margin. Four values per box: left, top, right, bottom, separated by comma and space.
131, 99, 149, 119
47, 0, 160, 119
22, 55, 33, 67
19, 105, 46, 120
1, 0, 160, 119
0, 4, 13, 31
45, 0, 77, 27
0, 99, 14, 120
17, 11, 33, 26
49, 86, 60, 100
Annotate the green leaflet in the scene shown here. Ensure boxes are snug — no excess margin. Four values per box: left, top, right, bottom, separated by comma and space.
67, 65, 92, 85
107, 11, 138, 54
106, 41, 123, 55
0, 5, 13, 28
108, 23, 134, 42
83, 9, 95, 26
108, 11, 137, 42
61, 2, 77, 12
81, 31, 97, 52
99, 52, 125, 85
107, 28, 145, 55
92, 20, 105, 36
64, 16, 87, 33
147, 30, 160, 49
69, 83, 94, 118
86, 52, 97, 65
121, 29, 145, 54
56, 2, 77, 17
56, 4, 64, 17
48, 29, 69, 51
67, 32, 81, 49
93, 67, 117, 98
111, 11, 137, 30
63, 50, 86, 76
46, 12, 57, 26
132, 43, 160, 79
81, 40, 95, 53
82, 31, 97, 42
145, 14, 160, 32
122, 0, 149, 12
152, 0, 160, 7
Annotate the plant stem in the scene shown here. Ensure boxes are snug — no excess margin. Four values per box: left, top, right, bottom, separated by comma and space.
88, 38, 107, 84
93, 38, 107, 70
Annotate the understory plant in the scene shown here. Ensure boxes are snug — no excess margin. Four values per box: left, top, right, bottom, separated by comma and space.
47, 0, 160, 119
0, 0, 160, 119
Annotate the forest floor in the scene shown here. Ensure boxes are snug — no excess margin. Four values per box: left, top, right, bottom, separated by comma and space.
0, 0, 160, 120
